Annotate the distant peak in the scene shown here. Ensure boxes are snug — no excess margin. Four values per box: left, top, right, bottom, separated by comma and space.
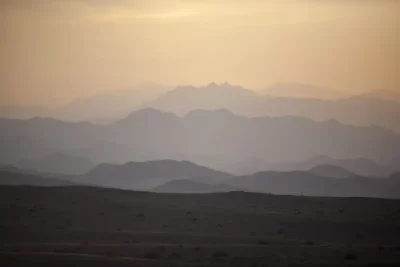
207, 82, 218, 88
119, 108, 177, 122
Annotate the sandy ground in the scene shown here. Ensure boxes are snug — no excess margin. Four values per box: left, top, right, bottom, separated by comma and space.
1, 185, 400, 266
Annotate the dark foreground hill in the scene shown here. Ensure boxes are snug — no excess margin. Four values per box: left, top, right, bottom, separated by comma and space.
1, 186, 400, 267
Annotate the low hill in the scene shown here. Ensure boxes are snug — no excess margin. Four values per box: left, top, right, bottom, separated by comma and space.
77, 160, 232, 190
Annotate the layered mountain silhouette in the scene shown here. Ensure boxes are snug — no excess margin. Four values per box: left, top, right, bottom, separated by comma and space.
143, 82, 264, 116
2, 160, 399, 198
73, 160, 232, 190
0, 84, 169, 123
3, 83, 399, 132
1, 109, 399, 173
144, 83, 400, 132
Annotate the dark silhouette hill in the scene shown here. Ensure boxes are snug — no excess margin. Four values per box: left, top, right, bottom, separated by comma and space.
308, 164, 355, 178
16, 153, 94, 175
76, 160, 232, 190
1, 158, 400, 198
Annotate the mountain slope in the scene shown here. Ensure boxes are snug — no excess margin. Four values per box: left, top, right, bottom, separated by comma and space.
144, 83, 264, 116
145, 84, 400, 132
1, 109, 399, 167
76, 160, 232, 190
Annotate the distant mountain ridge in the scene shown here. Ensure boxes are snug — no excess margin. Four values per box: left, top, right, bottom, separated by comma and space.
1, 109, 399, 171
145, 83, 400, 133
2, 83, 399, 132
2, 160, 400, 198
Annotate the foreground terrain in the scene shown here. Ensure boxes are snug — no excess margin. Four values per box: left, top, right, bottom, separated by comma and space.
1, 186, 400, 266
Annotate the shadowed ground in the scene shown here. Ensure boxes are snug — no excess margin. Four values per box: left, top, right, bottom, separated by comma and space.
1, 186, 400, 266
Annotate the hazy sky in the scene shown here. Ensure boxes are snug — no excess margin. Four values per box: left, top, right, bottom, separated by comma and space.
0, 0, 399, 106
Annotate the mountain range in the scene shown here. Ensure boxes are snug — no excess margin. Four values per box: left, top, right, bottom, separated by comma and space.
1, 108, 399, 172
2, 83, 400, 132
1, 160, 399, 199
144, 83, 400, 133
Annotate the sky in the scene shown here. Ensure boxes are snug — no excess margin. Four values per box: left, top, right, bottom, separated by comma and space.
0, 0, 399, 107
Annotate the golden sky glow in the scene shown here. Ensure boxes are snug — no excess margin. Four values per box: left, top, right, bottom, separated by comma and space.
0, 0, 399, 106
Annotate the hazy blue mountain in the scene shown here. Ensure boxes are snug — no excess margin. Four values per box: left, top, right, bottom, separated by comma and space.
16, 152, 94, 175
